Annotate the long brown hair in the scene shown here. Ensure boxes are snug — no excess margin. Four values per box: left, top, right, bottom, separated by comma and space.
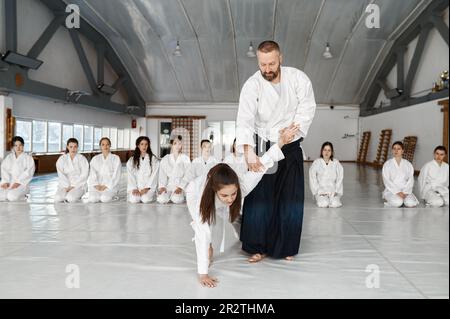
199, 164, 242, 225
133, 136, 155, 169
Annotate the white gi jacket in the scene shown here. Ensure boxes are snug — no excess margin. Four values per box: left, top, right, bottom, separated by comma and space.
418, 160, 449, 199
185, 155, 219, 184
0, 152, 35, 187
235, 66, 316, 153
223, 153, 248, 176
382, 158, 415, 196
126, 154, 160, 192
88, 153, 122, 192
309, 158, 344, 196
186, 143, 285, 275
56, 153, 89, 189
158, 153, 191, 191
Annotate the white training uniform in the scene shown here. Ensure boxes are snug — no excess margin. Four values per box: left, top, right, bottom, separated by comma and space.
418, 160, 449, 207
309, 158, 344, 208
0, 152, 35, 202
382, 158, 419, 208
184, 155, 219, 183
126, 154, 160, 204
235, 66, 316, 154
223, 153, 248, 176
186, 144, 285, 275
87, 153, 122, 203
157, 153, 191, 204
55, 153, 89, 203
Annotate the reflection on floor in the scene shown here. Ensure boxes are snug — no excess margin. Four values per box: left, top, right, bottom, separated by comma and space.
0, 164, 448, 298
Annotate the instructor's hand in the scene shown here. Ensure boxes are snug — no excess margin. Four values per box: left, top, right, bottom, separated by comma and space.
278, 123, 300, 147
244, 145, 264, 172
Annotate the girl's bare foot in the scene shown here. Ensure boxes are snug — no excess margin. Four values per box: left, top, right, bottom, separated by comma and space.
285, 256, 294, 261
248, 253, 266, 263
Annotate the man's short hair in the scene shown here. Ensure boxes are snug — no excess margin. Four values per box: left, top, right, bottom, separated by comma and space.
257, 40, 280, 53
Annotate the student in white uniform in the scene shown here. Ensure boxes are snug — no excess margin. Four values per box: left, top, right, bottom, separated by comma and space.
87, 137, 122, 203
186, 124, 298, 288
418, 146, 449, 207
185, 140, 218, 182
54, 138, 89, 203
157, 135, 191, 204
223, 138, 248, 176
382, 141, 419, 208
309, 142, 344, 208
0, 136, 35, 202
127, 136, 160, 204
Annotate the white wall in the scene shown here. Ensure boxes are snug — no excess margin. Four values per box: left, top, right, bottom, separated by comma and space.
147, 103, 360, 161
12, 93, 133, 129
147, 118, 159, 156
360, 100, 445, 170
302, 106, 359, 161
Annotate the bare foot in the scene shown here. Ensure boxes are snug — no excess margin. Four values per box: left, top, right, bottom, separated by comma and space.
248, 253, 266, 263
285, 256, 294, 261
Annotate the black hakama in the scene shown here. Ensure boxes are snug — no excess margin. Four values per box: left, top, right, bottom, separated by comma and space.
240, 139, 304, 258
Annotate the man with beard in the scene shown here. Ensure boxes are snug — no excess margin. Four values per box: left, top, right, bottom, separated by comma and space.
235, 40, 316, 262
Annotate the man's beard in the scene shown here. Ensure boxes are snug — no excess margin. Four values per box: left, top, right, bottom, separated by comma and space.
261, 66, 280, 82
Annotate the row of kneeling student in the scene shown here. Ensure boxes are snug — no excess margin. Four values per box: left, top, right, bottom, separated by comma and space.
0, 135, 223, 204
382, 142, 449, 208
56, 135, 222, 204
307, 141, 449, 209
1, 136, 448, 208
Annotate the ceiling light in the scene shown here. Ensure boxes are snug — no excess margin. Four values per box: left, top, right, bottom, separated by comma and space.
246, 41, 256, 58
322, 43, 333, 59
173, 40, 182, 57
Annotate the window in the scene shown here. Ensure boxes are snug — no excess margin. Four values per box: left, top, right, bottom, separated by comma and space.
84, 126, 93, 151
32, 120, 47, 153
15, 120, 32, 152
74, 124, 83, 151
117, 129, 124, 149
130, 129, 139, 150
222, 121, 236, 158
48, 122, 61, 153
94, 128, 102, 150
102, 127, 110, 139
123, 129, 130, 149
110, 128, 117, 150
62, 124, 73, 149
13, 119, 130, 154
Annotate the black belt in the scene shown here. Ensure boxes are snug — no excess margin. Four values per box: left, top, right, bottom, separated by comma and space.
255, 134, 303, 156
